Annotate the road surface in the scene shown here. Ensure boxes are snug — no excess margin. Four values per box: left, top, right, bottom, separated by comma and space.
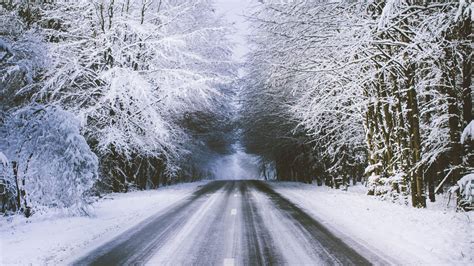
73, 180, 384, 265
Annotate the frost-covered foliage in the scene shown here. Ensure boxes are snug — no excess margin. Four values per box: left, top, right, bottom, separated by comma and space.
241, 1, 369, 184
461, 121, 474, 174
241, 0, 472, 207
34, 0, 235, 162
0, 151, 16, 213
0, 105, 98, 215
456, 173, 474, 210
32, 0, 236, 188
1, 0, 237, 197
0, 5, 49, 112
461, 121, 474, 145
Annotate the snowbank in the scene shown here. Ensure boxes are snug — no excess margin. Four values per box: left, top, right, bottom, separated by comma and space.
0, 181, 207, 265
270, 182, 473, 265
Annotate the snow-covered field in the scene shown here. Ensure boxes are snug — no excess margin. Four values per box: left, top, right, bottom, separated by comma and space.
0, 181, 208, 265
271, 182, 473, 265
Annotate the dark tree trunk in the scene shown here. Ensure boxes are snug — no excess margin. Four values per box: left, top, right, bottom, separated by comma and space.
460, 16, 472, 126
405, 63, 425, 208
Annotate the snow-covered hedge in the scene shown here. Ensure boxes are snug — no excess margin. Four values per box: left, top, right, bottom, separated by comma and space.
461, 121, 473, 144
457, 173, 474, 209
0, 151, 16, 213
0, 105, 98, 215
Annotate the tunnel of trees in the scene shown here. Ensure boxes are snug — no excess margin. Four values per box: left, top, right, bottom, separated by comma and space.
0, 0, 238, 215
239, 0, 473, 208
0, 0, 473, 216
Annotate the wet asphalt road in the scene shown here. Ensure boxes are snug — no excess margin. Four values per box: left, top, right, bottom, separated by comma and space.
73, 180, 380, 265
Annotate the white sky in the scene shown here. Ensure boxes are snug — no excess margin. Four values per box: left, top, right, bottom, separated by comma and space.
214, 0, 254, 62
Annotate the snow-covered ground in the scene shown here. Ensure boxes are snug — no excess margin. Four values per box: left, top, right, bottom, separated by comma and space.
0, 181, 208, 265
270, 182, 473, 265
1, 180, 471, 265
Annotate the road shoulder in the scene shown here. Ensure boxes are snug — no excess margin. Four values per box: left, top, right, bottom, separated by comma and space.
0, 181, 209, 265
269, 181, 473, 265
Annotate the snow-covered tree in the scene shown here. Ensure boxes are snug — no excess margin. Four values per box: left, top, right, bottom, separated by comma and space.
0, 3, 48, 113
1, 0, 237, 192
241, 0, 473, 207
0, 105, 98, 215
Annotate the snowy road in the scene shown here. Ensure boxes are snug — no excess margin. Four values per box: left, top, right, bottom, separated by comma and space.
73, 180, 377, 265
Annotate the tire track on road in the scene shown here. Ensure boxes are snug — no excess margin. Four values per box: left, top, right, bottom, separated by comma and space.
250, 180, 372, 266
73, 181, 227, 266
240, 181, 283, 265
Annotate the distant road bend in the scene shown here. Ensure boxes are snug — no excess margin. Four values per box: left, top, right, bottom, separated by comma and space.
73, 180, 389, 266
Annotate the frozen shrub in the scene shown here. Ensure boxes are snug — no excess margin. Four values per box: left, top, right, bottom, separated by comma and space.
0, 104, 98, 215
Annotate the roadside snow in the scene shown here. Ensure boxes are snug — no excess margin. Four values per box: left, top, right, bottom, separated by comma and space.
0, 181, 207, 265
270, 182, 473, 265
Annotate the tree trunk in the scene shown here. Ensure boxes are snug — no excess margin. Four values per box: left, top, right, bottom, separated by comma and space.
444, 46, 463, 186
405, 63, 425, 208
460, 15, 472, 126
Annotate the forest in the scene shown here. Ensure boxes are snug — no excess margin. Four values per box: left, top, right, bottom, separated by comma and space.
1, 0, 238, 216
1, 0, 473, 219
240, 0, 473, 208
